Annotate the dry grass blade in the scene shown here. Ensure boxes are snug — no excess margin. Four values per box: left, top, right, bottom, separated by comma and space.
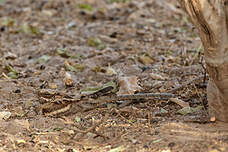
70, 113, 109, 138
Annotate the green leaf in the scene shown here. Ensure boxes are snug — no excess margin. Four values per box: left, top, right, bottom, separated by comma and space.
5, 64, 19, 79
0, 0, 5, 4
74, 63, 86, 72
152, 139, 162, 143
6, 64, 18, 74
2, 17, 15, 27
80, 86, 103, 95
87, 37, 102, 47
80, 81, 118, 95
74, 116, 81, 123
64, 61, 77, 72
91, 66, 106, 73
160, 108, 168, 114
21, 22, 40, 35
53, 127, 63, 131
7, 72, 19, 79
129, 119, 136, 123
70, 54, 85, 59
37, 55, 51, 64
78, 4, 93, 11
56, 48, 71, 58
177, 106, 203, 115
87, 37, 106, 50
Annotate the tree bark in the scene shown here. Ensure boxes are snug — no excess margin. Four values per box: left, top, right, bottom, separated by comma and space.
178, 0, 228, 122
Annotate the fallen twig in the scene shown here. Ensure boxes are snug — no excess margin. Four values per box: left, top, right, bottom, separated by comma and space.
83, 92, 175, 111
117, 93, 175, 108
116, 93, 175, 100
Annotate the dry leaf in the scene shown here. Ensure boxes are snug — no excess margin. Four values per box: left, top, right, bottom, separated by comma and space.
106, 66, 117, 76
0, 111, 11, 120
118, 76, 142, 95
150, 73, 166, 80
63, 72, 74, 87
16, 139, 26, 144
170, 98, 189, 108
138, 55, 153, 65
41, 10, 55, 17
48, 83, 58, 89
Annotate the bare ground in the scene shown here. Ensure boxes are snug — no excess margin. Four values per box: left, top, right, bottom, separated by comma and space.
0, 0, 228, 151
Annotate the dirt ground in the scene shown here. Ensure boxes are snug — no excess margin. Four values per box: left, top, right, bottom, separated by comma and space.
0, 0, 228, 151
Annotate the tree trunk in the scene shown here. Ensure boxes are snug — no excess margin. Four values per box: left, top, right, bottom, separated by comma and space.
178, 0, 228, 122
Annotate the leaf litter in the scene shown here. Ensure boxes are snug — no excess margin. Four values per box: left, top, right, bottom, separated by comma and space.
0, 0, 227, 152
